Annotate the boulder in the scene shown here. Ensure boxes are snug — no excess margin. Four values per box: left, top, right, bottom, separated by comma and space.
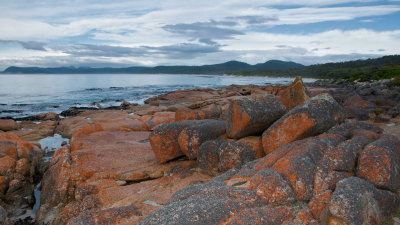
149, 120, 201, 163
0, 119, 18, 131
226, 95, 287, 139
237, 136, 265, 158
262, 94, 345, 154
248, 168, 296, 206
308, 191, 332, 223
314, 135, 374, 195
329, 177, 400, 225
197, 140, 224, 175
0, 133, 42, 220
344, 94, 376, 120
175, 105, 221, 122
217, 141, 257, 172
178, 119, 226, 159
8, 120, 57, 141
141, 112, 175, 130
279, 76, 309, 110
357, 135, 400, 191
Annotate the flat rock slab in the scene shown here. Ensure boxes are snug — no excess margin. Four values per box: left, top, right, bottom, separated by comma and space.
38, 128, 211, 224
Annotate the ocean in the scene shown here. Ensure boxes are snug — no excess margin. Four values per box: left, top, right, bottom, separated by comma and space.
0, 74, 315, 118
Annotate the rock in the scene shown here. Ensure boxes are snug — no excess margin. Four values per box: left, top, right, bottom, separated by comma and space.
218, 141, 258, 172
308, 191, 332, 223
0, 119, 18, 131
197, 140, 224, 175
222, 206, 295, 225
0, 156, 16, 176
56, 110, 140, 138
0, 205, 7, 224
279, 76, 309, 110
357, 135, 400, 191
141, 112, 175, 130
178, 119, 226, 159
226, 95, 287, 139
329, 177, 400, 225
38, 129, 211, 224
149, 120, 200, 163
19, 111, 59, 121
8, 120, 57, 141
314, 135, 374, 195
262, 94, 345, 154
0, 133, 42, 220
344, 94, 376, 120
237, 136, 265, 158
175, 105, 221, 122
248, 168, 296, 206
139, 182, 263, 225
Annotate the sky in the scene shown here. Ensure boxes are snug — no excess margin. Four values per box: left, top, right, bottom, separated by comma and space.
0, 0, 400, 70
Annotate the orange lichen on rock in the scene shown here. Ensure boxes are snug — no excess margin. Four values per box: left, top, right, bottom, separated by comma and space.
262, 113, 315, 154
279, 76, 309, 110
308, 191, 332, 223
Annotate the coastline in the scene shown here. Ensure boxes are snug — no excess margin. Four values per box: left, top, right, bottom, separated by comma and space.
0, 77, 399, 224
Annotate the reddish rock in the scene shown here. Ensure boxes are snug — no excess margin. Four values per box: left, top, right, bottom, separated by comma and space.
8, 120, 57, 141
308, 191, 332, 223
15, 158, 30, 176
142, 112, 175, 130
262, 94, 345, 154
226, 95, 287, 139
357, 135, 400, 191
149, 121, 201, 163
291, 207, 319, 225
175, 105, 221, 122
0, 119, 18, 131
0, 156, 16, 176
327, 217, 347, 225
279, 76, 309, 110
97, 119, 147, 132
269, 135, 344, 201
237, 136, 265, 158
248, 168, 296, 206
0, 176, 8, 194
38, 128, 211, 224
178, 119, 226, 159
329, 177, 400, 225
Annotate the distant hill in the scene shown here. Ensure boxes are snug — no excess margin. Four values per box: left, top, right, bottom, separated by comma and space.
240, 55, 400, 80
1, 60, 303, 75
3, 56, 399, 81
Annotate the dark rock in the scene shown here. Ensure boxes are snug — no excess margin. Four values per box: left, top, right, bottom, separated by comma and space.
329, 177, 400, 225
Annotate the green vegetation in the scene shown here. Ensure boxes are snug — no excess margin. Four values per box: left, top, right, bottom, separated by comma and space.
238, 55, 400, 81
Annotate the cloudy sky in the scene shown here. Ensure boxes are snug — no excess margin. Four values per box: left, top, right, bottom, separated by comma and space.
0, 0, 399, 70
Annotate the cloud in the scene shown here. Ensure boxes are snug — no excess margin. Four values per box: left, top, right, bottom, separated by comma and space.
53, 42, 221, 59
0, 40, 46, 51
163, 20, 243, 42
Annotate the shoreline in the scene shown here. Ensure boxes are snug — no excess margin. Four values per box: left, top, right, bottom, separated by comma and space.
0, 77, 399, 224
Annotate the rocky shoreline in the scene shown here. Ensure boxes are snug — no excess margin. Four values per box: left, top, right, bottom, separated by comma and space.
0, 77, 399, 224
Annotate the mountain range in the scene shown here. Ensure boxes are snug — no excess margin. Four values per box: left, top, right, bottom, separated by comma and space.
2, 55, 400, 81
1, 60, 303, 74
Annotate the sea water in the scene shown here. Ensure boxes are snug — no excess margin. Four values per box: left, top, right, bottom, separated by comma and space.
0, 74, 315, 118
